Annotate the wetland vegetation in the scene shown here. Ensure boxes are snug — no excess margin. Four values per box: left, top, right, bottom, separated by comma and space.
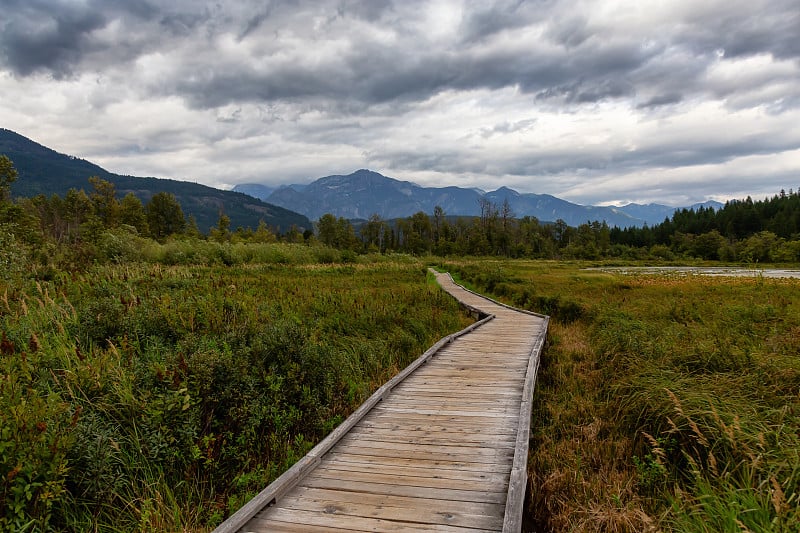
443, 260, 800, 532
2, 158, 799, 531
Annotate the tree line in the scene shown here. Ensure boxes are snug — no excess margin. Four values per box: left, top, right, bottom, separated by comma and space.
320, 193, 800, 262
3, 154, 799, 264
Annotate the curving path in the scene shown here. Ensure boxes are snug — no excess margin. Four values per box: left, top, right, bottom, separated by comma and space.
214, 270, 549, 532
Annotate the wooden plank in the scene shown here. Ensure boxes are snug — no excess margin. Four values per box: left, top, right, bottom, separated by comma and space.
322, 451, 513, 474
335, 439, 515, 461
329, 444, 513, 465
390, 385, 520, 397
354, 420, 518, 437
375, 400, 520, 413
361, 413, 514, 428
383, 397, 519, 409
273, 489, 505, 529
250, 507, 498, 532
371, 406, 519, 418
344, 433, 516, 449
309, 466, 508, 493
384, 395, 519, 407
321, 458, 510, 484
298, 477, 508, 504
347, 426, 517, 445
362, 412, 518, 430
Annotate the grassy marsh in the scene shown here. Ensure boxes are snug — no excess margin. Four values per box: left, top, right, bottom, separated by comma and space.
442, 259, 800, 532
1, 251, 472, 531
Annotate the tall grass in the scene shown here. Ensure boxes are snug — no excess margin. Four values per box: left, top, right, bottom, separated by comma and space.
1, 247, 472, 531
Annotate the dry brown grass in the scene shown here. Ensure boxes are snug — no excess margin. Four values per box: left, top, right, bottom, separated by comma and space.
525, 322, 658, 532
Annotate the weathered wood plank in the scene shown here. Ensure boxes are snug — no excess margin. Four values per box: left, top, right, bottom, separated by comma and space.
321, 458, 510, 483
332, 441, 514, 463
354, 420, 518, 436
275, 487, 505, 529
347, 426, 517, 445
322, 451, 513, 473
298, 477, 508, 504
249, 507, 498, 532
309, 466, 508, 493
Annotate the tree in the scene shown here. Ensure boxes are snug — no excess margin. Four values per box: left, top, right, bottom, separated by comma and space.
210, 212, 231, 242
119, 193, 149, 235
361, 213, 387, 252
88, 176, 121, 228
317, 214, 357, 249
0, 155, 18, 202
317, 214, 339, 247
433, 205, 446, 243
252, 220, 277, 243
146, 192, 186, 240
63, 188, 94, 242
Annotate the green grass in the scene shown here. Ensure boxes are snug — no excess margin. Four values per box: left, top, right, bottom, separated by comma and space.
6, 246, 799, 531
442, 259, 800, 532
1, 250, 472, 531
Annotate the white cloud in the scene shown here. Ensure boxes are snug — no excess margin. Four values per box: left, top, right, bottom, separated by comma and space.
1, 0, 798, 206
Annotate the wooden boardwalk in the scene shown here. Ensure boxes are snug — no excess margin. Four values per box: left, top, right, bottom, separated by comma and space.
214, 270, 548, 532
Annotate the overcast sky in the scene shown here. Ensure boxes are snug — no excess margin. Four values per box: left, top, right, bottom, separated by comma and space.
1, 0, 799, 206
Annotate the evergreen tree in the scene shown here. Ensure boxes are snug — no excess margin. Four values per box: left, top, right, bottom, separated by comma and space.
146, 192, 186, 240
119, 193, 149, 235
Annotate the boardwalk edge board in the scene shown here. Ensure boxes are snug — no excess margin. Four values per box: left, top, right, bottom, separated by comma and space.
502, 316, 549, 532
212, 293, 496, 533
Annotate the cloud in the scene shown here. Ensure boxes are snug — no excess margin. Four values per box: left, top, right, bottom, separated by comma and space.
1, 0, 798, 206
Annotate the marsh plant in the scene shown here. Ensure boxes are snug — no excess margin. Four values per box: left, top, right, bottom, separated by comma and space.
0, 254, 471, 531
443, 260, 800, 533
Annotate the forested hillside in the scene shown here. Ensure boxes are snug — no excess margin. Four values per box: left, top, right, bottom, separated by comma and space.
0, 129, 310, 233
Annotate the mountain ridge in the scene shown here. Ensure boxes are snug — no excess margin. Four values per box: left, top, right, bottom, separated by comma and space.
235, 169, 723, 227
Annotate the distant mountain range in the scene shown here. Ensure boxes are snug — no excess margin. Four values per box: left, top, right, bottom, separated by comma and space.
1, 128, 722, 231
235, 169, 723, 227
0, 129, 310, 232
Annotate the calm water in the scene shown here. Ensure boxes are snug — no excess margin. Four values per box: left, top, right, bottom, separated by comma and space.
587, 266, 800, 279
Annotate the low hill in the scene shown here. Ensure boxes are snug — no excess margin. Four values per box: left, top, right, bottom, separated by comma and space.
0, 128, 310, 233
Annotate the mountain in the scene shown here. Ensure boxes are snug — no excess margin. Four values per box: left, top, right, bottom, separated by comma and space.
264, 170, 482, 220
232, 183, 307, 197
252, 169, 643, 227
231, 183, 276, 200
0, 128, 310, 232
483, 186, 640, 228
614, 201, 725, 226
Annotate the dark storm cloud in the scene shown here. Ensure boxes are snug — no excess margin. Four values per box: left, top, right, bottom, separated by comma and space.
3, 0, 798, 111
0, 0, 165, 77
676, 1, 800, 61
